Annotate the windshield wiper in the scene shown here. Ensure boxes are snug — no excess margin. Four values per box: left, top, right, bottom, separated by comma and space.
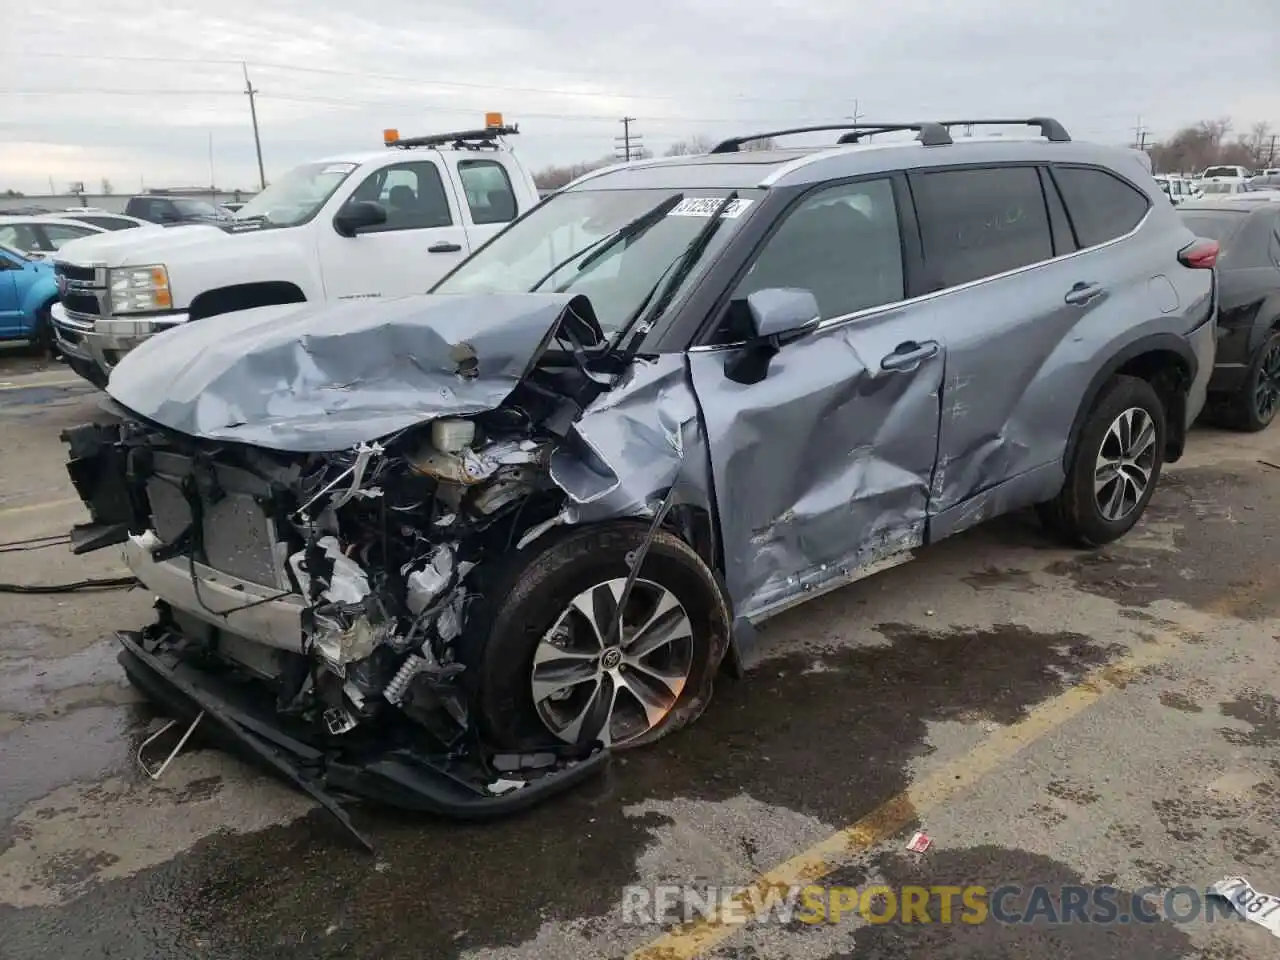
527, 193, 684, 293
613, 191, 739, 358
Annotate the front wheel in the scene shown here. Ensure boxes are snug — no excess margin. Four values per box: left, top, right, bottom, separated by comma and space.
28, 304, 56, 358
1038, 375, 1167, 547
469, 524, 730, 752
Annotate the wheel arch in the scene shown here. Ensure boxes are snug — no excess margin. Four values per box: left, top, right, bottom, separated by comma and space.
1064, 334, 1197, 469
188, 281, 306, 321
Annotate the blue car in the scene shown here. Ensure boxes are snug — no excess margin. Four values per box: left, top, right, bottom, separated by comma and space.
0, 242, 57, 352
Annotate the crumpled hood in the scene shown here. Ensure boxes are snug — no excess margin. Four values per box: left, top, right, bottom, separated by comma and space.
53, 223, 225, 265
105, 292, 586, 451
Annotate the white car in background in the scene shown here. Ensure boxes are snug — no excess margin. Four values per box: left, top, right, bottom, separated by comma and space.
1154, 175, 1200, 205
0, 216, 108, 258
49, 210, 158, 232
1198, 178, 1253, 196
1198, 164, 1253, 183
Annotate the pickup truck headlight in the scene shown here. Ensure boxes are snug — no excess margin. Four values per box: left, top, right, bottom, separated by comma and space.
108, 265, 172, 315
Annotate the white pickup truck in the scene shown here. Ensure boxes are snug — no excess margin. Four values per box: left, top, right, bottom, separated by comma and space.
51, 120, 541, 385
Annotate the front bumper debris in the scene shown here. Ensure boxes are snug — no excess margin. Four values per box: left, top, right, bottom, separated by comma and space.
118, 629, 610, 851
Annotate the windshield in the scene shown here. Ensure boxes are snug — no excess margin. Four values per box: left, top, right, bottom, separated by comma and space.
432, 187, 759, 337
171, 198, 220, 218
1201, 167, 1243, 180
233, 161, 360, 227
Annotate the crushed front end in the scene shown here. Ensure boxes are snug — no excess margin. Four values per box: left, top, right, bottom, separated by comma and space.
62, 400, 611, 846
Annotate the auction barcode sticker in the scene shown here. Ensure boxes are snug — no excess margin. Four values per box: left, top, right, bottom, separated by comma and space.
1208, 876, 1280, 939
667, 197, 754, 218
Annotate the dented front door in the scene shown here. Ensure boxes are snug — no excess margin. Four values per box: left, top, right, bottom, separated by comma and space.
688, 315, 944, 623
686, 176, 944, 623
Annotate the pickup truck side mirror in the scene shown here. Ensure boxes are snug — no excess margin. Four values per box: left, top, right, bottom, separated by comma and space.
334, 200, 388, 238
725, 287, 821, 385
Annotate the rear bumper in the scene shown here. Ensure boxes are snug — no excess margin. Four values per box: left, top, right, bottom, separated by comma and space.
118, 628, 610, 846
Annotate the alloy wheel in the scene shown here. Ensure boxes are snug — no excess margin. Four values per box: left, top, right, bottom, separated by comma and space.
1253, 341, 1280, 425
1094, 406, 1157, 522
530, 578, 694, 747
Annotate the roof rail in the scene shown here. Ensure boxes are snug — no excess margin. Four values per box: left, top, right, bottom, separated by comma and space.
938, 117, 1071, 142
710, 122, 953, 153
385, 124, 520, 151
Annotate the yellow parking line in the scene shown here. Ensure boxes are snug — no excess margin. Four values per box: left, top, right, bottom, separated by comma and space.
629, 585, 1259, 959
0, 378, 84, 391
0, 497, 79, 519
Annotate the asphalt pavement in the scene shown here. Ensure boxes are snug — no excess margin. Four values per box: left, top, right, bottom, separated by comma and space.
1, 349, 1278, 960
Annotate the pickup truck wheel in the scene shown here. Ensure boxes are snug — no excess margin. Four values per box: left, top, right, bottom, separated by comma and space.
468, 524, 728, 752
1038, 375, 1166, 547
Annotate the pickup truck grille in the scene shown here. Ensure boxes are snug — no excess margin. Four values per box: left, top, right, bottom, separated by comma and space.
53, 262, 108, 319
62, 293, 100, 316
54, 263, 97, 284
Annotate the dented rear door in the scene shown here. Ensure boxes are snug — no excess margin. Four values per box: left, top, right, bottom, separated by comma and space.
687, 175, 944, 623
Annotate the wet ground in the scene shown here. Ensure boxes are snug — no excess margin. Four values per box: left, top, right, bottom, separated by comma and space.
1, 350, 1278, 960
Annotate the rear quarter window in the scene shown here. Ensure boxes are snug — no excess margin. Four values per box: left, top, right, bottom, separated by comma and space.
1051, 166, 1151, 248
910, 166, 1054, 290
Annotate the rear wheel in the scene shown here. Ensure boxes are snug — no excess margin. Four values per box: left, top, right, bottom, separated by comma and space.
1038, 375, 1166, 547
1218, 330, 1280, 433
469, 524, 728, 751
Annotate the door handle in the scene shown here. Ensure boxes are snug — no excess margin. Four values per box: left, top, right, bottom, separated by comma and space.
880, 339, 940, 372
1064, 281, 1104, 305
428, 242, 462, 254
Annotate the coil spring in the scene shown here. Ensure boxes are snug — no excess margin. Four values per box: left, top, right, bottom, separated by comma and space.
383, 655, 428, 704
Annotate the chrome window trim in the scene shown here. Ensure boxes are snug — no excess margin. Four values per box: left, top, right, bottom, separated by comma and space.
688, 205, 1153, 353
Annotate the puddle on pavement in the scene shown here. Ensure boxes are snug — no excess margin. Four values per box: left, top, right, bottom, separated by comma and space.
0, 705, 148, 824
0, 621, 1125, 960
1046, 466, 1280, 620
0, 639, 127, 716
1218, 690, 1280, 749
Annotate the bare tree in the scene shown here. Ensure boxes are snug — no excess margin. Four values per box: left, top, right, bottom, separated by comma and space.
664, 134, 716, 156
1148, 118, 1233, 174
100, 178, 114, 195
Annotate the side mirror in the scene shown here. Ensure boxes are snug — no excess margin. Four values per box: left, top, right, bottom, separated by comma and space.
745, 287, 821, 340
334, 200, 387, 238
726, 288, 821, 385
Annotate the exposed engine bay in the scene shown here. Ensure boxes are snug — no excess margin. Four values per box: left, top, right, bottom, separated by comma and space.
58, 294, 702, 847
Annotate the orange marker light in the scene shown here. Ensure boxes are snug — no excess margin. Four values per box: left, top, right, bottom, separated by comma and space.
383, 128, 400, 144
485, 112, 503, 129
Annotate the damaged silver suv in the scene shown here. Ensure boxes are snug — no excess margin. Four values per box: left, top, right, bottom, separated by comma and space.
63, 118, 1218, 843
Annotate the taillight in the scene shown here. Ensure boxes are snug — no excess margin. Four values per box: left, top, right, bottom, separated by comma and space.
1178, 238, 1219, 269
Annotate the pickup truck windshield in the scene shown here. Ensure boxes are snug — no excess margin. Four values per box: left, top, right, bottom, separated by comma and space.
233, 161, 360, 228
432, 187, 759, 336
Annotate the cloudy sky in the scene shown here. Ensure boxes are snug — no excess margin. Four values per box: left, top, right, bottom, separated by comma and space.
4, 0, 1278, 194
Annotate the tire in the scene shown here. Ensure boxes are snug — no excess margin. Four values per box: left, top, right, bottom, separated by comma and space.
466, 523, 729, 752
27, 303, 56, 358
1219, 330, 1280, 433
1038, 374, 1167, 547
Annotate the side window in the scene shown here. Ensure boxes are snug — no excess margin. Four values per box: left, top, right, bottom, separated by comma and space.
40, 224, 95, 249
352, 161, 453, 231
912, 166, 1054, 289
1051, 166, 1151, 248
457, 159, 517, 224
0, 224, 42, 251
727, 179, 904, 331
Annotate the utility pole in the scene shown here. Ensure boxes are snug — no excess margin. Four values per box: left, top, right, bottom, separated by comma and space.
243, 63, 266, 190
616, 117, 641, 162
1268, 134, 1277, 167
1133, 116, 1148, 151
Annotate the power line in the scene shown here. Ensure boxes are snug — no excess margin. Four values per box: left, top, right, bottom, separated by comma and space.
5, 51, 854, 107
